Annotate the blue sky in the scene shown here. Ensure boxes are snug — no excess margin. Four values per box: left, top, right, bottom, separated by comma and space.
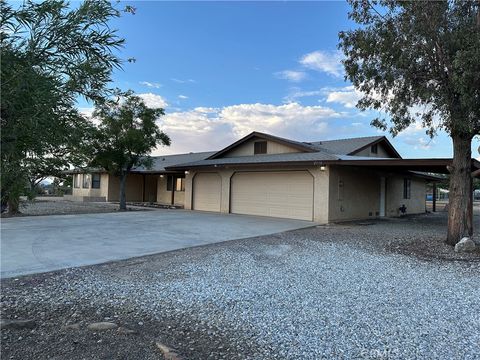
78, 1, 478, 158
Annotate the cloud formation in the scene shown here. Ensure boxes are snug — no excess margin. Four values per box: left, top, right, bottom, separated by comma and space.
324, 85, 362, 108
275, 70, 307, 82
154, 102, 343, 155
139, 81, 162, 89
171, 78, 196, 84
178, 95, 189, 99
300, 50, 344, 77
138, 93, 168, 108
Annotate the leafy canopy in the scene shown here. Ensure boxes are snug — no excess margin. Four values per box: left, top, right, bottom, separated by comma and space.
91, 91, 171, 176
339, 0, 480, 139
0, 0, 128, 208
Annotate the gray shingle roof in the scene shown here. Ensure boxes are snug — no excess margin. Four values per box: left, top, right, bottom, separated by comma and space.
168, 151, 340, 169
132, 151, 216, 172
165, 135, 401, 170
306, 136, 384, 155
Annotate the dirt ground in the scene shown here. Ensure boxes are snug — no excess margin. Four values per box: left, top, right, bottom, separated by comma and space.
1, 209, 479, 359
1, 198, 147, 217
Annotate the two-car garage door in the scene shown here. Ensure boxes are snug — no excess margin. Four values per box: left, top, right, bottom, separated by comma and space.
192, 171, 314, 221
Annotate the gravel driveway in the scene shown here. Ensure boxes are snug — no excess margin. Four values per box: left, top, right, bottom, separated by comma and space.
1, 212, 479, 359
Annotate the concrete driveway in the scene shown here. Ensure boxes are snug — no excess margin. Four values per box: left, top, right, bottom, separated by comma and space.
1, 210, 313, 278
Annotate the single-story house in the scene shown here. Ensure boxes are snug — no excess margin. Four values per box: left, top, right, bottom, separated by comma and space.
68, 131, 480, 223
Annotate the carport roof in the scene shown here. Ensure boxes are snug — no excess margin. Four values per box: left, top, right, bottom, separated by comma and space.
131, 151, 216, 173
167, 153, 480, 177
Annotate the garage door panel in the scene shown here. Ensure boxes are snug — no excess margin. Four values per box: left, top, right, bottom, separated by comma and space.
231, 171, 313, 221
193, 173, 221, 212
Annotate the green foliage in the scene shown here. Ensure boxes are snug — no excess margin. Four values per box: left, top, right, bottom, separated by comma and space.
91, 91, 171, 176
1, 0, 127, 212
339, 0, 480, 139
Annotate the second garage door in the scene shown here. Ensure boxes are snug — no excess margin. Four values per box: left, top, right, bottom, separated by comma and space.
230, 171, 314, 221
192, 172, 221, 212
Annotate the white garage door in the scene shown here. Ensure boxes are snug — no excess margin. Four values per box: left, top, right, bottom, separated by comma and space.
230, 171, 314, 221
192, 173, 221, 212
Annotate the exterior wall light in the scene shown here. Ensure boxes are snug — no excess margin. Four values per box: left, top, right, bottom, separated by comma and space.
320, 166, 326, 171
159, 174, 164, 178
185, 171, 190, 175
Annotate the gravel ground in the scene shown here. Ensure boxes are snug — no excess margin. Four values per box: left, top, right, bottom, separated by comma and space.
2, 199, 146, 217
1, 211, 479, 359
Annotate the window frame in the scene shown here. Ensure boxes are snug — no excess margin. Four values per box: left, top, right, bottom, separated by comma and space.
82, 174, 91, 189
176, 177, 185, 192
167, 175, 185, 192
91, 173, 101, 189
371, 144, 378, 154
254, 141, 267, 155
73, 174, 80, 188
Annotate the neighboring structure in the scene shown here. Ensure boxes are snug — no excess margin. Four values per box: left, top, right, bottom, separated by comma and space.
69, 131, 480, 223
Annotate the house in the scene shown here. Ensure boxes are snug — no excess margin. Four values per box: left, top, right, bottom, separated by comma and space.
68, 131, 480, 223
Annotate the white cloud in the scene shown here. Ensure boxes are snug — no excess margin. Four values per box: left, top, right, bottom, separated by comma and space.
325, 85, 362, 108
139, 81, 162, 89
300, 50, 344, 77
154, 102, 342, 155
171, 78, 196, 84
284, 88, 323, 102
275, 70, 307, 82
178, 95, 189, 99
401, 136, 435, 150
78, 107, 94, 118
138, 93, 168, 108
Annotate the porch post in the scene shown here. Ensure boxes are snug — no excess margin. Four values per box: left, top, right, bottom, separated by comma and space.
142, 174, 146, 202
432, 182, 436, 212
171, 175, 176, 205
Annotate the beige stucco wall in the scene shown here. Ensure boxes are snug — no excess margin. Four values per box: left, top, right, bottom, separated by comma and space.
328, 166, 381, 222
184, 166, 329, 223
71, 173, 109, 200
386, 176, 426, 216
223, 138, 301, 157
353, 143, 391, 158
108, 174, 144, 202
156, 175, 185, 205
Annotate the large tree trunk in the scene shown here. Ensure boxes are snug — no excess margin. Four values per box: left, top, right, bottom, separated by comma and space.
7, 197, 20, 215
446, 134, 472, 245
119, 172, 127, 211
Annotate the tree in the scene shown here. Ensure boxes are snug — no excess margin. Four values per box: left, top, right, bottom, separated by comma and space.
1, 0, 130, 214
91, 92, 171, 210
339, 0, 480, 245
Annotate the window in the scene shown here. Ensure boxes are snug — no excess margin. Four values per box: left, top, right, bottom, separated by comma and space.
176, 177, 185, 192
167, 176, 185, 191
73, 174, 80, 188
82, 174, 91, 189
371, 144, 378, 154
167, 176, 173, 191
254, 141, 267, 155
403, 178, 411, 199
91, 174, 101, 189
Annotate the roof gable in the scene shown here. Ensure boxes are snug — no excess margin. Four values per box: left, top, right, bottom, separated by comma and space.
208, 131, 317, 159
308, 136, 401, 158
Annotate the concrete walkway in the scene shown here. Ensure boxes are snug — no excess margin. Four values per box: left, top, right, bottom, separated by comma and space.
1, 210, 313, 278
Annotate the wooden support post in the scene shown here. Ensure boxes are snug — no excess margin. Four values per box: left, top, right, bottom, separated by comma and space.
171, 176, 176, 206
432, 182, 437, 212
142, 174, 146, 202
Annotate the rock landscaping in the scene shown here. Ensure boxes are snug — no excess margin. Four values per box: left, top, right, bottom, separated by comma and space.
1, 211, 479, 359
